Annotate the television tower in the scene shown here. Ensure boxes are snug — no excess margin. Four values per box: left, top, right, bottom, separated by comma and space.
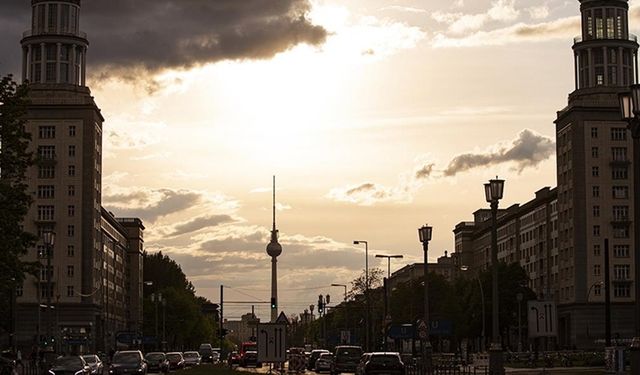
266, 176, 282, 322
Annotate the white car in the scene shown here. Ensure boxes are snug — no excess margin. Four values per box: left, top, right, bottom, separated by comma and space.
183, 352, 201, 367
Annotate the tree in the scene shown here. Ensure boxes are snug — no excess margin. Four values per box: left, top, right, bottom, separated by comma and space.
0, 75, 36, 339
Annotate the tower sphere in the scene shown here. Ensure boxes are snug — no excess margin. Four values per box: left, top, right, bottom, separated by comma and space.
267, 241, 282, 257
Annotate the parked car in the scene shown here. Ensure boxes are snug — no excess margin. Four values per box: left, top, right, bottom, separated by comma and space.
144, 353, 169, 374
361, 353, 404, 375
49, 356, 91, 375
81, 355, 103, 375
227, 352, 240, 367
239, 351, 261, 368
210, 352, 220, 364
182, 352, 201, 367
109, 351, 147, 375
165, 353, 185, 371
307, 349, 330, 370
355, 353, 372, 375
315, 353, 333, 373
198, 345, 214, 364
331, 346, 363, 375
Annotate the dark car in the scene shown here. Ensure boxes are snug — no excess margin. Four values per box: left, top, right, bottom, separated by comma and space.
315, 353, 333, 373
49, 356, 91, 375
108, 351, 147, 375
197, 347, 213, 364
165, 353, 184, 371
355, 353, 371, 375
144, 353, 168, 374
239, 351, 261, 368
227, 352, 239, 367
307, 350, 329, 370
331, 346, 363, 375
361, 353, 404, 375
81, 355, 103, 375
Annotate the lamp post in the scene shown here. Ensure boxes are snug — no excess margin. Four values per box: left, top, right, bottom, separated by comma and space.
418, 225, 433, 373
516, 293, 523, 353
619, 87, 640, 373
353, 240, 369, 351
484, 177, 505, 375
461, 266, 485, 352
331, 284, 349, 344
376, 254, 403, 351
151, 292, 162, 350
42, 231, 55, 350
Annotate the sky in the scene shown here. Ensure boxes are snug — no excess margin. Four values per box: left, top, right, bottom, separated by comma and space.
2, 0, 637, 321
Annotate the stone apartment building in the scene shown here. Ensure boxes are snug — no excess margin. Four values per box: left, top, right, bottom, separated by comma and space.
13, 0, 145, 353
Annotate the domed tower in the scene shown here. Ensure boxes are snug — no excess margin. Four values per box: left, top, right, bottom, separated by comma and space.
266, 176, 283, 322
21, 0, 88, 85
555, 0, 638, 348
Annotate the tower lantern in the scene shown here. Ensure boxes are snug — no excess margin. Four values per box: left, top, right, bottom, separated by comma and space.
21, 0, 88, 86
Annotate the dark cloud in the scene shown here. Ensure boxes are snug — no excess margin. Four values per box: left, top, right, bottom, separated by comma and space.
169, 214, 235, 237
105, 188, 201, 222
103, 191, 150, 204
0, 0, 327, 78
443, 129, 555, 176
415, 163, 435, 179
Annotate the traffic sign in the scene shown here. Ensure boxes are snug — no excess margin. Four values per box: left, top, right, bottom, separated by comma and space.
340, 330, 351, 344
257, 323, 287, 363
276, 311, 289, 325
528, 301, 557, 337
417, 320, 428, 340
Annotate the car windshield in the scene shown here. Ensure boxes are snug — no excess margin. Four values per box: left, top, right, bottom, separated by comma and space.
369, 355, 401, 365
113, 353, 141, 364
145, 354, 164, 361
319, 354, 332, 359
81, 356, 97, 364
166, 354, 181, 361
336, 349, 362, 360
54, 357, 83, 368
184, 353, 198, 358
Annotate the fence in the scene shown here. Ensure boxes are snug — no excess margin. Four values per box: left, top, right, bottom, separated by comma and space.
406, 362, 488, 375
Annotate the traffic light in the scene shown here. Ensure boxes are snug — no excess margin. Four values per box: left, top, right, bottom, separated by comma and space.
271, 297, 276, 309
317, 295, 324, 314
220, 328, 229, 337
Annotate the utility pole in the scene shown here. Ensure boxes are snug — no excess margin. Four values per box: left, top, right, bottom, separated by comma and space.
162, 299, 167, 351
220, 285, 224, 349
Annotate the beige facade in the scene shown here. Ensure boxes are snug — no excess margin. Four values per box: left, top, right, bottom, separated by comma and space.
14, 0, 144, 353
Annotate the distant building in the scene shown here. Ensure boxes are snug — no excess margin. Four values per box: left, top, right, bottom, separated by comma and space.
387, 251, 461, 292
13, 0, 144, 352
224, 313, 260, 343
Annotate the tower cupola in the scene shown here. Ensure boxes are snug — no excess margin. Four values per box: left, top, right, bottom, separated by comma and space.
21, 0, 88, 86
572, 0, 638, 90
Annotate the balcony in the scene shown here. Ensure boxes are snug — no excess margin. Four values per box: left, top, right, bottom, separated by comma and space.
611, 215, 631, 225
573, 33, 638, 44
22, 29, 87, 39
610, 157, 630, 166
36, 153, 57, 166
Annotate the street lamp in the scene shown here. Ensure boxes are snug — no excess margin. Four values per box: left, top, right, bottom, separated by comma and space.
43, 231, 55, 349
484, 177, 504, 375
331, 284, 349, 344
376, 254, 403, 351
353, 240, 369, 351
618, 86, 640, 375
516, 293, 523, 353
461, 265, 485, 352
418, 225, 432, 373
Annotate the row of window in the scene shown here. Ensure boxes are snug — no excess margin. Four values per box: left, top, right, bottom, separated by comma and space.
591, 146, 628, 159
32, 3, 79, 35
591, 165, 629, 179
590, 284, 631, 298
592, 205, 629, 219
38, 125, 77, 138
591, 126, 628, 140
20, 285, 76, 298
592, 224, 630, 238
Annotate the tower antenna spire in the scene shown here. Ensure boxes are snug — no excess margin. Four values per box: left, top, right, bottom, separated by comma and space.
272, 175, 276, 232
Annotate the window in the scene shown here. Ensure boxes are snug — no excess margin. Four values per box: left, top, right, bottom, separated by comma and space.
591, 127, 598, 138
611, 128, 627, 141
594, 264, 601, 276
68, 165, 76, 177
41, 285, 53, 299
67, 225, 75, 237
37, 145, 56, 159
612, 167, 628, 180
69, 125, 76, 137
36, 245, 48, 258
613, 227, 629, 238
593, 205, 600, 217
67, 286, 74, 297
592, 166, 599, 177
594, 244, 601, 256
47, 4, 58, 32
67, 265, 74, 277
593, 225, 601, 236
594, 284, 602, 296
40, 266, 52, 282
613, 205, 629, 221
592, 147, 599, 157
614, 284, 631, 298
37, 205, 54, 221
37, 185, 55, 199
593, 186, 600, 198
68, 185, 75, 197
614, 265, 630, 280
612, 147, 627, 161
38, 126, 55, 139
67, 245, 75, 257
38, 165, 55, 179
68, 145, 76, 157
68, 205, 75, 217
614, 245, 630, 257
16, 285, 23, 297
613, 186, 629, 199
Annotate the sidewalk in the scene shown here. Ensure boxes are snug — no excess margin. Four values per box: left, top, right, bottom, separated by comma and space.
505, 366, 609, 374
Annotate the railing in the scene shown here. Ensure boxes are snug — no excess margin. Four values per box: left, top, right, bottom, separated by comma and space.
22, 29, 87, 39
405, 357, 488, 375
573, 33, 638, 44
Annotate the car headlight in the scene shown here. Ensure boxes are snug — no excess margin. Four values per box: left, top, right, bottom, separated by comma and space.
74, 370, 84, 375
48, 370, 55, 375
